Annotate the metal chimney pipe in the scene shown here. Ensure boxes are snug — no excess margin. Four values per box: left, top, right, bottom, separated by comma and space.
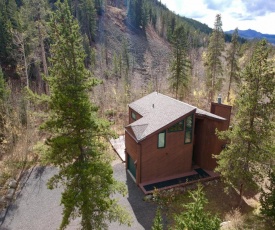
218, 94, 222, 104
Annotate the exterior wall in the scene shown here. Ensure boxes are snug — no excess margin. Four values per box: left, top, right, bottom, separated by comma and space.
125, 131, 141, 183
194, 104, 231, 171
139, 114, 194, 184
128, 107, 142, 124
193, 118, 226, 170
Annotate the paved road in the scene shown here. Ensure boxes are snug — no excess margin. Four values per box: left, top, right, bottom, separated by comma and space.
0, 160, 157, 230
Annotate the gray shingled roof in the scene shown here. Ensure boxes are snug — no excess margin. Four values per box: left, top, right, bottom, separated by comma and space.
126, 92, 225, 141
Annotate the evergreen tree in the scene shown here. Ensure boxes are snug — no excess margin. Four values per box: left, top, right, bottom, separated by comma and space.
215, 39, 275, 204
112, 52, 119, 78
204, 14, 225, 102
225, 28, 240, 102
94, 0, 104, 15
127, 0, 148, 30
43, 1, 130, 229
0, 67, 6, 100
151, 208, 163, 230
0, 67, 11, 155
19, 0, 50, 93
141, 0, 149, 30
0, 0, 17, 66
169, 25, 190, 100
0, 67, 6, 153
260, 171, 275, 225
71, 0, 97, 44
173, 184, 221, 230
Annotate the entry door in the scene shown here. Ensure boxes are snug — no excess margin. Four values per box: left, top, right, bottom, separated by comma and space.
127, 154, 136, 179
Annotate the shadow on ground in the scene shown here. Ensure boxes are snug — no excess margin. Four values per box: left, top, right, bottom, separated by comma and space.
110, 160, 158, 230
126, 173, 157, 229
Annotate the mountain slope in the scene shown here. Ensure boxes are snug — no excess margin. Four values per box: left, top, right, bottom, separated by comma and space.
226, 29, 275, 44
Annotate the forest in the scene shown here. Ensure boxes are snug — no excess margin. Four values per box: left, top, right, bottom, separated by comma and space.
0, 0, 274, 229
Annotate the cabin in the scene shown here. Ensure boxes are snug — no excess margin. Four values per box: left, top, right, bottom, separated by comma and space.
125, 92, 232, 192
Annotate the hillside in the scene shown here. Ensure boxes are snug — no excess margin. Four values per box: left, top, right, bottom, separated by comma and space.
97, 5, 172, 80
226, 29, 275, 44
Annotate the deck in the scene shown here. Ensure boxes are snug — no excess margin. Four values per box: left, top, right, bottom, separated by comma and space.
110, 135, 125, 162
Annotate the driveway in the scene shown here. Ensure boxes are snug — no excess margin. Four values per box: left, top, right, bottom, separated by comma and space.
0, 159, 157, 230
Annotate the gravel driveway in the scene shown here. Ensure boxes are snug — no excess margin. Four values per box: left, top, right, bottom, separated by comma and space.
0, 159, 157, 230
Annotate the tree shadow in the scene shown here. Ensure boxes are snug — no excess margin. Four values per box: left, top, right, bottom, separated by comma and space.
126, 172, 158, 229
0, 166, 58, 230
202, 181, 254, 218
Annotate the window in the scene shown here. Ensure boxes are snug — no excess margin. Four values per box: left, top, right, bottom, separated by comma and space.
158, 131, 166, 148
185, 115, 193, 144
168, 120, 184, 132
131, 111, 136, 120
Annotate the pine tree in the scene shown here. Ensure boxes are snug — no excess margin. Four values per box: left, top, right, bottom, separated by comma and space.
0, 67, 6, 154
94, 0, 104, 15
19, 0, 50, 93
12, 0, 40, 88
72, 0, 97, 44
0, 0, 17, 66
0, 67, 6, 100
204, 14, 225, 102
43, 1, 131, 229
0, 67, 10, 156
173, 184, 221, 230
260, 171, 275, 225
215, 39, 275, 204
127, 0, 147, 30
151, 208, 163, 230
169, 24, 190, 100
225, 28, 240, 102
141, 0, 149, 30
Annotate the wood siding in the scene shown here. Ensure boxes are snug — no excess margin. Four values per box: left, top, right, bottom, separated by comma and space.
193, 118, 226, 170
140, 129, 193, 183
193, 103, 231, 170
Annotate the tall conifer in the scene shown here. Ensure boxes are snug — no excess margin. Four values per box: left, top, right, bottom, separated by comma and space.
43, 1, 130, 229
204, 14, 225, 102
215, 39, 275, 204
169, 25, 190, 100
225, 28, 240, 102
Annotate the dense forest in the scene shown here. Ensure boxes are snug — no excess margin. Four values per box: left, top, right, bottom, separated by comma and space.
0, 0, 274, 229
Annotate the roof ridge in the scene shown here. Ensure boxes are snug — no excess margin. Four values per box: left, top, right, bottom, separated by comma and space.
158, 93, 197, 109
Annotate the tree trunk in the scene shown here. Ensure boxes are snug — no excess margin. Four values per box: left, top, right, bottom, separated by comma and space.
227, 74, 232, 103
239, 183, 244, 207
38, 23, 49, 94
22, 43, 29, 89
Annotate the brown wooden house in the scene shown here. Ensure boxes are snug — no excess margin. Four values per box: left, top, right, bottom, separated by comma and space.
125, 92, 232, 191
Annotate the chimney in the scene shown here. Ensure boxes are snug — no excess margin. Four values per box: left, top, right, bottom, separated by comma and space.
211, 100, 232, 129
152, 104, 154, 108
217, 94, 222, 104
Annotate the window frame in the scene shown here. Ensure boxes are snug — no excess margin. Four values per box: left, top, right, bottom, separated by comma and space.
157, 130, 166, 148
168, 120, 184, 132
131, 111, 136, 121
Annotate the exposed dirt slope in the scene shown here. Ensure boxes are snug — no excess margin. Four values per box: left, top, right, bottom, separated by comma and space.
96, 6, 172, 82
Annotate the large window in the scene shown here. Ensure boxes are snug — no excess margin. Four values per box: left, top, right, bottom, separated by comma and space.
185, 115, 193, 144
158, 131, 166, 148
168, 120, 184, 132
